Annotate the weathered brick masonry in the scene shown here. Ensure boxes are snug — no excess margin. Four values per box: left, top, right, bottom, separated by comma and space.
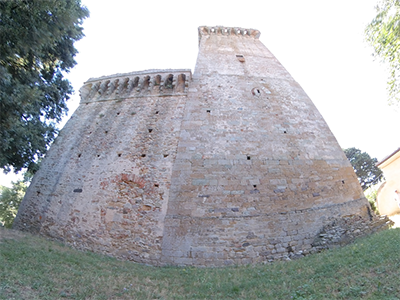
14, 26, 389, 266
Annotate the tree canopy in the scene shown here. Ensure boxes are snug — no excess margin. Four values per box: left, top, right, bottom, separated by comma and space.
344, 147, 383, 191
0, 180, 27, 228
0, 0, 89, 173
365, 0, 400, 105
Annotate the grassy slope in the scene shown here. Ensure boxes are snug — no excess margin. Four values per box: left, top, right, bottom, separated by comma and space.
1, 228, 400, 300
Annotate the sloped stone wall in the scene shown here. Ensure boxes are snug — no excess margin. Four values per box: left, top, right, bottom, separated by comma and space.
14, 70, 192, 265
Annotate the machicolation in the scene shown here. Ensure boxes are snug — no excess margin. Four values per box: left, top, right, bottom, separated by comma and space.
14, 26, 392, 266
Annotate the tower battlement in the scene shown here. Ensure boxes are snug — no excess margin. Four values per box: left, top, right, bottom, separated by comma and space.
198, 26, 261, 39
80, 69, 192, 103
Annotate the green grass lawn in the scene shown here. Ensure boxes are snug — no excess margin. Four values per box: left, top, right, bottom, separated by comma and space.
1, 227, 400, 300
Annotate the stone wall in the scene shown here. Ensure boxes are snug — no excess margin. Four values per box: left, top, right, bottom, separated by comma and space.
14, 70, 192, 265
311, 214, 393, 254
159, 26, 371, 266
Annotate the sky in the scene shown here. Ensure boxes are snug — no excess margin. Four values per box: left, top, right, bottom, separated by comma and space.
1, 0, 400, 186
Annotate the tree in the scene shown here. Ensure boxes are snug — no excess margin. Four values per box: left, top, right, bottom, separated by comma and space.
365, 0, 400, 105
344, 147, 383, 191
0, 0, 89, 173
0, 180, 27, 228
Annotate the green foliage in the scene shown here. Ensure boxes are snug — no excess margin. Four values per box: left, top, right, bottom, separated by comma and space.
0, 0, 89, 173
369, 198, 379, 214
365, 0, 400, 105
344, 147, 383, 191
1, 227, 400, 299
0, 180, 27, 228
364, 183, 381, 214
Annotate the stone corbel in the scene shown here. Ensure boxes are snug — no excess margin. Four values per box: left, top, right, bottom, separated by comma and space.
107, 79, 118, 96
119, 78, 129, 96
249, 29, 261, 39
137, 77, 145, 92
99, 80, 109, 96
79, 83, 92, 101
219, 26, 231, 36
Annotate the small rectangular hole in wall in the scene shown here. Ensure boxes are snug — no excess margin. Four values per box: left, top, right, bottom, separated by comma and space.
253, 185, 257, 188
155, 111, 159, 115
141, 154, 146, 158
154, 184, 159, 188
236, 55, 245, 62
148, 129, 153, 133
206, 110, 211, 113
118, 153, 122, 157
247, 156, 251, 160
163, 154, 169, 158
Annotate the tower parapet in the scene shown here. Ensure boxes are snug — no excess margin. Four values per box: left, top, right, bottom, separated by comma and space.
198, 26, 261, 40
80, 69, 192, 103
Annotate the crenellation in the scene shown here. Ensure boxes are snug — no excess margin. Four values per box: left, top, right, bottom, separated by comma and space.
198, 26, 260, 41
80, 69, 192, 103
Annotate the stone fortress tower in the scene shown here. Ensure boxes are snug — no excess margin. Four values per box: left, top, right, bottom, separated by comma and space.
14, 26, 380, 266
